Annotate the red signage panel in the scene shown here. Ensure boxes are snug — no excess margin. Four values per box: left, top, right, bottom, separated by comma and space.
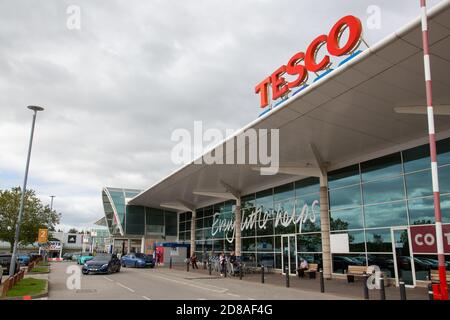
410, 224, 450, 254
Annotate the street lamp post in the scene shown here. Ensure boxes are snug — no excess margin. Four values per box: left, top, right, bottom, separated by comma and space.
9, 105, 44, 276
50, 195, 55, 211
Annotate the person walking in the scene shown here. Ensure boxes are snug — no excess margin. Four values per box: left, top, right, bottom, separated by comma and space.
219, 252, 226, 276
191, 253, 198, 269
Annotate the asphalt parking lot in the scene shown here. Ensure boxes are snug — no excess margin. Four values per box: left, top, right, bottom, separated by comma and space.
48, 262, 352, 300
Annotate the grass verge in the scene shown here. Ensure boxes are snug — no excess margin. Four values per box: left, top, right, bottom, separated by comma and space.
6, 278, 47, 298
30, 266, 50, 273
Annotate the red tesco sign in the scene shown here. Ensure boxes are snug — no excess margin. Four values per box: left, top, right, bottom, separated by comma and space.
255, 15, 363, 108
410, 225, 450, 254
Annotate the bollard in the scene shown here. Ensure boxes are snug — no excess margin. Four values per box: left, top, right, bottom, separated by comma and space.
186, 261, 190, 272
169, 257, 172, 269
428, 283, 434, 300
285, 267, 290, 288
363, 273, 369, 300
379, 274, 386, 300
261, 265, 265, 284
224, 262, 227, 278
208, 262, 212, 275
203, 261, 207, 270
319, 269, 325, 293
239, 263, 243, 280
399, 282, 407, 300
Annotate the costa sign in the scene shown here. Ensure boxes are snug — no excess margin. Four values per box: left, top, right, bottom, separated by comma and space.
410, 225, 450, 254
255, 15, 363, 108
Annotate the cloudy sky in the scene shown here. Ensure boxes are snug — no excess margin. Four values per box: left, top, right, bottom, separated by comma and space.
0, 0, 444, 231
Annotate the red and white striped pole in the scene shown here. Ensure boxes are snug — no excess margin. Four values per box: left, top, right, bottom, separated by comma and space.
420, 0, 448, 300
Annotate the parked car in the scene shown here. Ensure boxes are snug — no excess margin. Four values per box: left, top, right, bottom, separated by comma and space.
121, 253, 155, 268
18, 254, 31, 266
77, 252, 94, 265
0, 254, 20, 275
82, 253, 121, 275
62, 252, 75, 261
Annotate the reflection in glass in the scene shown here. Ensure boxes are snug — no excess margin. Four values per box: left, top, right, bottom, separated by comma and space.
439, 165, 450, 194
257, 253, 275, 268
328, 165, 360, 189
361, 153, 402, 182
367, 254, 395, 278
256, 236, 274, 252
403, 144, 430, 173
408, 197, 435, 225
405, 170, 432, 198
242, 237, 256, 252
362, 176, 405, 205
329, 185, 361, 210
297, 233, 321, 252
295, 177, 320, 196
437, 138, 450, 166
364, 201, 408, 228
273, 183, 294, 202
330, 207, 363, 230
366, 228, 392, 252
332, 254, 366, 273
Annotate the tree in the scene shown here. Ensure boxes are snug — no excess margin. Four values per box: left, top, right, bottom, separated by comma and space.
0, 187, 60, 252
68, 228, 79, 234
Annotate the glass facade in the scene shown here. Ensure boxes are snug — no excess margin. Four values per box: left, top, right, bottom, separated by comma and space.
102, 187, 177, 238
180, 138, 450, 282
329, 137, 450, 281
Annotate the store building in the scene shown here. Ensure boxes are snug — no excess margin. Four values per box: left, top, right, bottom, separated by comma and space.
100, 187, 178, 255
102, 1, 450, 287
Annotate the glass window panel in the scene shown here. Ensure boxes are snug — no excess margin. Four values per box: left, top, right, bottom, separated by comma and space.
203, 216, 213, 228
332, 254, 366, 274
328, 165, 360, 189
196, 209, 204, 219
405, 170, 432, 198
361, 153, 402, 182
125, 205, 145, 235
256, 236, 274, 252
204, 240, 213, 253
274, 218, 296, 235
403, 144, 430, 173
295, 196, 321, 233
213, 239, 224, 252
179, 212, 186, 222
256, 219, 274, 236
408, 197, 435, 225
275, 253, 282, 269
366, 254, 395, 278
329, 185, 361, 210
366, 228, 392, 252
362, 176, 405, 205
331, 231, 365, 252
364, 201, 408, 228
242, 253, 257, 267
203, 206, 213, 217
195, 218, 204, 230
295, 177, 320, 196
297, 234, 321, 252
275, 236, 281, 252
437, 138, 450, 166
203, 228, 213, 240
241, 194, 256, 207
273, 183, 294, 202
195, 229, 204, 240
185, 231, 191, 241
255, 189, 273, 214
186, 212, 192, 221
443, 194, 450, 224
185, 220, 191, 231
257, 253, 275, 267
330, 207, 363, 230
242, 237, 256, 252
439, 165, 450, 194
165, 211, 178, 236
225, 240, 234, 252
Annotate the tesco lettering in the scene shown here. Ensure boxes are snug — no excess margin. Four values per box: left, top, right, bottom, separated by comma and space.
255, 15, 363, 108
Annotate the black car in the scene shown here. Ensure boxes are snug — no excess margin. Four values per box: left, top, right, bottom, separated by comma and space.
62, 252, 74, 261
0, 254, 20, 275
82, 253, 121, 275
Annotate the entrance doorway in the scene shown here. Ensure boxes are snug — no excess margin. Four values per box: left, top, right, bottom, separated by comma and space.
391, 227, 416, 287
281, 235, 297, 275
